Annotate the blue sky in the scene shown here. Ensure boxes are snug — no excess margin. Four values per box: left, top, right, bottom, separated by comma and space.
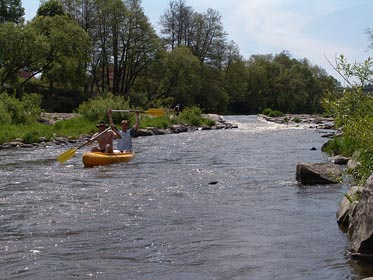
23, 0, 373, 85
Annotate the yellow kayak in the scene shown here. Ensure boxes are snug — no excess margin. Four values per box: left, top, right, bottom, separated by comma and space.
82, 151, 134, 168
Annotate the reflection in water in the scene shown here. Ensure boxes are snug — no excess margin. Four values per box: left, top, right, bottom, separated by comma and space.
0, 116, 371, 279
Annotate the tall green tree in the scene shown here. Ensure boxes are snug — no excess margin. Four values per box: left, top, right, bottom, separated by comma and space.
0, 22, 41, 88
0, 0, 24, 24
62, 0, 161, 96
157, 46, 201, 107
37, 0, 66, 17
29, 14, 91, 90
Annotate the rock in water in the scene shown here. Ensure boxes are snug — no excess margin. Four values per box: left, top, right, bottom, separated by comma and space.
296, 162, 342, 184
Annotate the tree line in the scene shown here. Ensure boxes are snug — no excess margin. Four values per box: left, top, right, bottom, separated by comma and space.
0, 0, 340, 114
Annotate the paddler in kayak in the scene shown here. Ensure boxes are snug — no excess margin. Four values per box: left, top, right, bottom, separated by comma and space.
108, 108, 140, 152
89, 120, 122, 153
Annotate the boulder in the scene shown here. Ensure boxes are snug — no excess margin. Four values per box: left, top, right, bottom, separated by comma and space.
170, 124, 189, 134
202, 114, 223, 122
137, 128, 155, 136
336, 186, 364, 227
348, 175, 373, 261
296, 162, 342, 184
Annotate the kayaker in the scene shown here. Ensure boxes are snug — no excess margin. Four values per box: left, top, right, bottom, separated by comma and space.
108, 108, 140, 152
89, 120, 121, 153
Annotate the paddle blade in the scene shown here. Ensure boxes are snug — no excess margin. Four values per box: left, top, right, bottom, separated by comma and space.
57, 148, 77, 163
145, 108, 165, 117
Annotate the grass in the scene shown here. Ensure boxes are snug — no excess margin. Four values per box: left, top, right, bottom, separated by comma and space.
0, 112, 216, 144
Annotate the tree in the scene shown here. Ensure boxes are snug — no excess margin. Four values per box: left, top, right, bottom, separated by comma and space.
0, 0, 24, 24
37, 0, 66, 17
0, 23, 41, 89
157, 46, 201, 107
29, 14, 91, 90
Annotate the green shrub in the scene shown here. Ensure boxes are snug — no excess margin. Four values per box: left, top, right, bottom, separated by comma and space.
355, 148, 373, 182
178, 106, 203, 126
77, 93, 130, 122
262, 108, 272, 115
321, 135, 359, 157
0, 92, 41, 124
262, 108, 284, 117
268, 110, 284, 117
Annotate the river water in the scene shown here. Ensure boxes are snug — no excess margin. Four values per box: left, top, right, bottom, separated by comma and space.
0, 115, 372, 280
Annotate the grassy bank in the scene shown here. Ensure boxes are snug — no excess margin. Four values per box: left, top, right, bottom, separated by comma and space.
0, 107, 215, 145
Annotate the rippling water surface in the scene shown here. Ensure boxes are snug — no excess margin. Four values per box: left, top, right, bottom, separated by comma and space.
1, 115, 372, 279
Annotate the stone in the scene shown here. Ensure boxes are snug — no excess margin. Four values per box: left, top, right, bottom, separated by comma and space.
331, 155, 350, 165
296, 162, 342, 184
348, 175, 373, 260
336, 186, 363, 227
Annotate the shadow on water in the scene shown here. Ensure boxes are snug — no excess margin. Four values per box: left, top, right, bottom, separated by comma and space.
0, 115, 371, 279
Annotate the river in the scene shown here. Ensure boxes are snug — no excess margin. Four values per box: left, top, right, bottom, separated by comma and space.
0, 115, 372, 280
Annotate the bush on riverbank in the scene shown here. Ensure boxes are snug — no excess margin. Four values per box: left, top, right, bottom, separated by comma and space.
262, 108, 284, 117
0, 93, 216, 144
0, 92, 41, 124
323, 88, 373, 183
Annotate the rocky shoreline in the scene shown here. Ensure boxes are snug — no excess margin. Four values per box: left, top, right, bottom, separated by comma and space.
261, 113, 373, 263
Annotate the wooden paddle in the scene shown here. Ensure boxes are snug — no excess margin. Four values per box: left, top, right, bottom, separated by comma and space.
57, 127, 110, 163
111, 108, 165, 117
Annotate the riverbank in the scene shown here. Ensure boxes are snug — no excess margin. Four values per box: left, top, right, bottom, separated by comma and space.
261, 113, 373, 263
0, 113, 237, 149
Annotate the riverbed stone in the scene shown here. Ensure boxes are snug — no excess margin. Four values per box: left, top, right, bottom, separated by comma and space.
170, 124, 189, 133
20, 143, 34, 148
8, 141, 23, 147
296, 162, 342, 184
348, 175, 373, 260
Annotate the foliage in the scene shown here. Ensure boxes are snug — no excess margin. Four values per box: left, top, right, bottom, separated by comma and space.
0, 1, 340, 114
177, 106, 214, 126
262, 108, 284, 117
0, 92, 41, 124
37, 0, 66, 17
242, 53, 338, 114
321, 135, 359, 157
0, 116, 95, 144
52, 116, 97, 137
29, 14, 91, 90
0, 0, 24, 24
335, 55, 373, 87
0, 123, 47, 144
352, 148, 373, 183
77, 93, 130, 122
157, 47, 202, 107
140, 115, 172, 129
0, 22, 41, 88
322, 55, 373, 183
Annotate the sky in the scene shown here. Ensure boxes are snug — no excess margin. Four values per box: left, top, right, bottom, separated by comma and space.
22, 0, 373, 85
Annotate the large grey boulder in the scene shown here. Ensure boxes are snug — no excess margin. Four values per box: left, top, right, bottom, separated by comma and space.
348, 175, 373, 261
296, 163, 342, 184
336, 186, 363, 227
